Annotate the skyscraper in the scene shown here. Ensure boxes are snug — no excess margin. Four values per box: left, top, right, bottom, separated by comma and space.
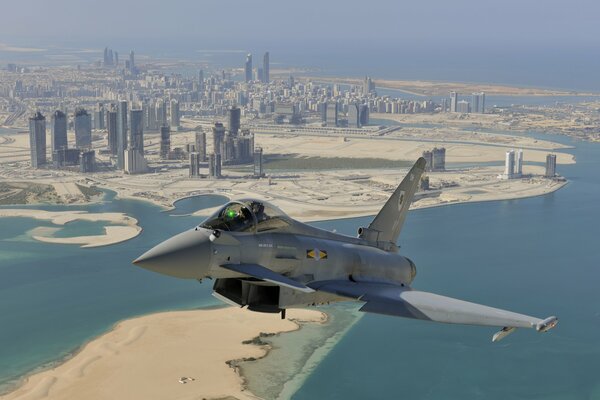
124, 148, 147, 174
228, 106, 241, 136
117, 100, 128, 169
50, 110, 67, 159
450, 91, 458, 112
129, 109, 144, 153
456, 100, 470, 113
212, 122, 226, 155
422, 150, 433, 172
545, 154, 557, 178
245, 53, 252, 83
253, 147, 264, 177
169, 99, 180, 129
129, 50, 135, 75
189, 152, 200, 177
80, 150, 96, 173
262, 52, 270, 83
198, 69, 204, 92
160, 125, 170, 159
471, 92, 486, 113
74, 108, 92, 149
503, 150, 515, 179
432, 147, 446, 171
195, 129, 206, 161
515, 149, 523, 177
348, 103, 361, 128
326, 102, 338, 127
29, 112, 46, 168
106, 107, 118, 156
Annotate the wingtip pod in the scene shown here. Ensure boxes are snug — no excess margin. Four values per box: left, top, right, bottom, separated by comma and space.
415, 157, 427, 170
536, 316, 558, 333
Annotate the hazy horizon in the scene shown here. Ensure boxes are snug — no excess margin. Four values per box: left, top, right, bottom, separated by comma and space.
2, 0, 599, 48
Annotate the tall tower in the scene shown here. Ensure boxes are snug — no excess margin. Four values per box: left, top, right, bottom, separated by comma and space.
212, 122, 226, 155
129, 109, 144, 153
129, 50, 135, 75
198, 69, 204, 93
195, 129, 206, 161
450, 92, 458, 113
74, 108, 92, 149
160, 125, 171, 159
169, 99, 180, 129
51, 110, 68, 159
253, 147, 264, 177
504, 150, 515, 179
515, 149, 523, 177
262, 52, 270, 83
228, 106, 241, 136
29, 112, 46, 168
106, 107, 118, 156
245, 53, 253, 83
117, 100, 128, 169
545, 154, 557, 178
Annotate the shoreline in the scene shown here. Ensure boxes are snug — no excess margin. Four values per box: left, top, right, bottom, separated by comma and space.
0, 307, 328, 400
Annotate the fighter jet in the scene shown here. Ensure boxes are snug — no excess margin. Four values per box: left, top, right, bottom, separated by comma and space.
134, 158, 557, 342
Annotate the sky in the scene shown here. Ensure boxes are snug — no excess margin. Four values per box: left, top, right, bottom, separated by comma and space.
2, 0, 599, 49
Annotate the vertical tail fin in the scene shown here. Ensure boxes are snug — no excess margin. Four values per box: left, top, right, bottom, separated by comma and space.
359, 158, 426, 250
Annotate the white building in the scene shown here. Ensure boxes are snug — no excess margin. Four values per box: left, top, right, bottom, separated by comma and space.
124, 148, 147, 174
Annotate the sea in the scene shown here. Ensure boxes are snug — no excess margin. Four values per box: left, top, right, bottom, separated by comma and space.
1, 47, 600, 397
0, 126, 599, 398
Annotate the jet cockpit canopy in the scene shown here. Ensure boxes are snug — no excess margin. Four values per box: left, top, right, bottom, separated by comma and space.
200, 199, 291, 233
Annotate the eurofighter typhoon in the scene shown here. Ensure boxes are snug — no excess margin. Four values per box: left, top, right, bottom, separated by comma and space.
134, 158, 557, 342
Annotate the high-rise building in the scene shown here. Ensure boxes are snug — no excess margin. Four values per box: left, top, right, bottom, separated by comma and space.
29, 112, 46, 168
450, 91, 458, 112
471, 92, 486, 113
160, 125, 170, 159
50, 110, 68, 159
545, 154, 557, 178
432, 147, 446, 171
228, 106, 241, 135
359, 104, 369, 126
198, 69, 204, 92
503, 149, 515, 179
195, 129, 206, 161
363, 76, 375, 96
80, 150, 95, 173
129, 109, 144, 153
74, 108, 92, 149
169, 99, 180, 129
208, 153, 222, 179
189, 152, 200, 177
244, 53, 252, 82
124, 148, 147, 174
212, 122, 226, 155
129, 50, 135, 75
253, 147, 264, 177
326, 102, 338, 127
515, 149, 523, 177
94, 103, 105, 130
53, 148, 80, 168
456, 100, 470, 113
348, 103, 361, 128
422, 150, 433, 172
262, 52, 270, 83
117, 100, 128, 169
106, 107, 118, 156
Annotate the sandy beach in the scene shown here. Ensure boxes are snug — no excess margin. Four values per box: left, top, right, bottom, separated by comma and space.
0, 307, 326, 400
0, 209, 141, 247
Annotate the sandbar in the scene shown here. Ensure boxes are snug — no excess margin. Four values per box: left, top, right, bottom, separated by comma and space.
0, 307, 326, 400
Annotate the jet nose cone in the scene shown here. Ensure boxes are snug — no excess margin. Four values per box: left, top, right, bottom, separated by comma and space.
133, 228, 212, 279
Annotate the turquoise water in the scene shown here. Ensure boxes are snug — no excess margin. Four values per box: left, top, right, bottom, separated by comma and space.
1, 130, 598, 398
0, 192, 226, 392
292, 135, 600, 399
